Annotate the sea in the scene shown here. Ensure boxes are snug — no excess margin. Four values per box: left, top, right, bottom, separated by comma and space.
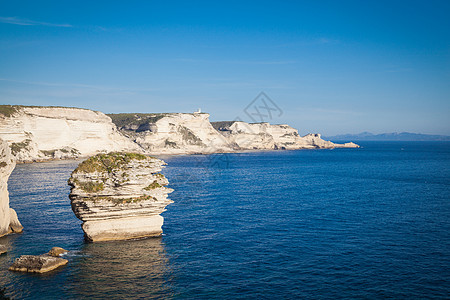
0, 141, 449, 299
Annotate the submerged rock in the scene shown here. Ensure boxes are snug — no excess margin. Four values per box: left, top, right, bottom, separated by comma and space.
9, 254, 68, 273
0, 245, 6, 255
68, 152, 173, 242
47, 247, 68, 257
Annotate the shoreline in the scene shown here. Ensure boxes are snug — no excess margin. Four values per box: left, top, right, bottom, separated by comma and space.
14, 145, 360, 164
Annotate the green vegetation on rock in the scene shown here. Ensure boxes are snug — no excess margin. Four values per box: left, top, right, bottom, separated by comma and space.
107, 113, 168, 129
10, 139, 31, 155
0, 105, 19, 117
73, 152, 148, 174
179, 126, 203, 145
144, 180, 162, 190
164, 140, 178, 148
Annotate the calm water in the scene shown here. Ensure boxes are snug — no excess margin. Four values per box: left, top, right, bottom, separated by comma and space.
0, 142, 449, 299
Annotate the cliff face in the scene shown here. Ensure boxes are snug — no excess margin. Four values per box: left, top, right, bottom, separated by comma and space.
0, 137, 23, 237
0, 105, 358, 163
212, 121, 359, 150
109, 113, 234, 154
68, 152, 173, 242
0, 106, 141, 162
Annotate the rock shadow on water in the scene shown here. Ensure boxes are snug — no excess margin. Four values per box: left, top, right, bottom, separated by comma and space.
70, 237, 174, 299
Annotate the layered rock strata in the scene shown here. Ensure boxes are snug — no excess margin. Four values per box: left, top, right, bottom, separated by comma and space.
212, 121, 359, 150
0, 137, 23, 237
68, 152, 173, 242
109, 112, 234, 154
0, 105, 141, 162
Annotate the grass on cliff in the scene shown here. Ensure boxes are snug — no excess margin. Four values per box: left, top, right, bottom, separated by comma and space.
144, 180, 162, 190
74, 152, 149, 174
0, 105, 19, 117
107, 113, 168, 129
10, 139, 31, 155
0, 105, 93, 117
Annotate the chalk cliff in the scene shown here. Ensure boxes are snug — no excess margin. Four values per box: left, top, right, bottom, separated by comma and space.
0, 105, 358, 162
0, 137, 23, 237
0, 105, 141, 162
108, 113, 234, 154
68, 152, 173, 242
212, 121, 359, 150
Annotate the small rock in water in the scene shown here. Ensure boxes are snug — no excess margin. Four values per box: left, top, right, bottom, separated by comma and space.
9, 247, 69, 273
47, 247, 68, 257
0, 245, 6, 255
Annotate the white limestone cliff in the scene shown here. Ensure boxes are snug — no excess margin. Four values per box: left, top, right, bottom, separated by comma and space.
0, 106, 142, 162
0, 137, 23, 237
212, 121, 359, 150
0, 105, 358, 163
68, 152, 173, 242
109, 113, 234, 154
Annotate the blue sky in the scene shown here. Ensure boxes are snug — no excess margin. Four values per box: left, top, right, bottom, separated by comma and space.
0, 0, 449, 135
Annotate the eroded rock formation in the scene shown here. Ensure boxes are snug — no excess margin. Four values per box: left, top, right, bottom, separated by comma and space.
68, 152, 173, 242
0, 105, 141, 162
0, 137, 23, 237
212, 121, 359, 150
0, 105, 359, 163
109, 112, 234, 154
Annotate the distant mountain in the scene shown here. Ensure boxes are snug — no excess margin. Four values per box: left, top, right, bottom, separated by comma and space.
324, 132, 450, 141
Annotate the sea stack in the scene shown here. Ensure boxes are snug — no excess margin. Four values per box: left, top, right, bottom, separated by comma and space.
68, 152, 173, 242
0, 137, 23, 237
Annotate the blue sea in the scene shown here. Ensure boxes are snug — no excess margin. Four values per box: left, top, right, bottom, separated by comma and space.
1, 142, 449, 299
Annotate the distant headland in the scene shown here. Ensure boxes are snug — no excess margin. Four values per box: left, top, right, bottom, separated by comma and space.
324, 132, 450, 142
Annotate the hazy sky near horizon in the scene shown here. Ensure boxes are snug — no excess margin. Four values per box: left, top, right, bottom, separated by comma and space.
0, 0, 449, 135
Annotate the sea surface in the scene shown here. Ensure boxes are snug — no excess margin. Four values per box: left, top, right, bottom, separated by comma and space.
1, 142, 449, 299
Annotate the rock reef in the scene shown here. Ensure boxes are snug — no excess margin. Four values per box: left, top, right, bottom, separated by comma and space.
0, 137, 23, 237
68, 152, 173, 242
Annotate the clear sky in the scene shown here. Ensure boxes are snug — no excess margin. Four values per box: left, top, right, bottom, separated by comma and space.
0, 0, 449, 135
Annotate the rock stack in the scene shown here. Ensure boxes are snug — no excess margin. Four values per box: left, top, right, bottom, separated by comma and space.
68, 152, 173, 242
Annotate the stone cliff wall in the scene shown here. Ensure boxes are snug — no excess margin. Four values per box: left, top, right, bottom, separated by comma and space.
109, 113, 234, 154
0, 105, 358, 163
0, 106, 141, 162
0, 137, 23, 237
212, 121, 359, 150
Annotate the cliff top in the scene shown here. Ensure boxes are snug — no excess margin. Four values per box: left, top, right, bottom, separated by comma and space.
0, 105, 95, 117
72, 152, 150, 174
108, 112, 208, 129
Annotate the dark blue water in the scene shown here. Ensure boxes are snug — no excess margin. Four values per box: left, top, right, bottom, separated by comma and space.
1, 142, 449, 299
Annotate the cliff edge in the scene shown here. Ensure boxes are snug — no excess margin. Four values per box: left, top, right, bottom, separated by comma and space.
0, 105, 142, 162
0, 137, 23, 237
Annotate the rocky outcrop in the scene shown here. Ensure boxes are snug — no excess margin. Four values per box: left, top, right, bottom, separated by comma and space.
0, 105, 141, 162
212, 121, 359, 150
109, 113, 234, 154
0, 137, 23, 237
68, 152, 173, 242
9, 248, 68, 273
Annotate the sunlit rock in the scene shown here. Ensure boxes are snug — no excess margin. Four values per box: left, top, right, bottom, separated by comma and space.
69, 152, 173, 242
